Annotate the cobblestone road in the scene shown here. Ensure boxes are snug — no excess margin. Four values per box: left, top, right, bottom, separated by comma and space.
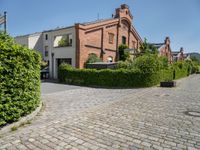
0, 75, 200, 150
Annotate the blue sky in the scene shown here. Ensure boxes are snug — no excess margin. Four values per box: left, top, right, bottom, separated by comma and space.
0, 0, 200, 53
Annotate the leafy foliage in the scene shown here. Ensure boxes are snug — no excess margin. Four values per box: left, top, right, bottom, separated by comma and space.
86, 53, 102, 64
116, 60, 134, 69
58, 36, 69, 47
133, 54, 161, 74
140, 38, 158, 55
0, 33, 41, 126
59, 67, 160, 88
59, 53, 193, 88
118, 44, 130, 61
40, 60, 48, 70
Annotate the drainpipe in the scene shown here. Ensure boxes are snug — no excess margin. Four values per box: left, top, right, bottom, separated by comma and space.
51, 53, 54, 79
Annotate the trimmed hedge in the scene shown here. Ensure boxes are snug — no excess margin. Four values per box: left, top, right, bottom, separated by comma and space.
59, 67, 161, 88
0, 33, 41, 126
59, 61, 190, 88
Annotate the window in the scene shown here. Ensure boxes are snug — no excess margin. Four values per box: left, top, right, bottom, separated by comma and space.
107, 56, 113, 62
122, 36, 126, 45
108, 33, 114, 44
54, 34, 72, 47
45, 34, 48, 40
44, 46, 48, 57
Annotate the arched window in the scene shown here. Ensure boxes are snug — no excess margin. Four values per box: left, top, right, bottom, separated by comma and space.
107, 56, 113, 62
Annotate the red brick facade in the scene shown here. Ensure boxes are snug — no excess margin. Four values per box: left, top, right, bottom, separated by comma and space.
75, 4, 143, 68
158, 37, 173, 64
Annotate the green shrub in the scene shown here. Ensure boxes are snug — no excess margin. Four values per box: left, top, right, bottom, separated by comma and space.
0, 33, 41, 126
59, 67, 161, 88
40, 60, 48, 70
134, 54, 161, 74
139, 38, 158, 55
116, 60, 134, 69
59, 53, 193, 88
118, 44, 129, 61
86, 53, 102, 64
172, 61, 189, 79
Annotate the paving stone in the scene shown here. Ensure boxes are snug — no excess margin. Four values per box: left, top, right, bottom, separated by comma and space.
0, 75, 199, 149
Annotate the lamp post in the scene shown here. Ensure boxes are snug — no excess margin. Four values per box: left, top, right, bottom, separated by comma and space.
4, 11, 7, 34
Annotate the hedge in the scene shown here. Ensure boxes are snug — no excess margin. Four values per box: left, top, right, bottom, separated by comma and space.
59, 62, 190, 88
59, 67, 162, 88
0, 33, 41, 126
172, 62, 190, 79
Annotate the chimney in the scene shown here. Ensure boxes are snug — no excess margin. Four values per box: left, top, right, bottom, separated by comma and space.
114, 4, 133, 20
165, 37, 170, 45
180, 47, 184, 52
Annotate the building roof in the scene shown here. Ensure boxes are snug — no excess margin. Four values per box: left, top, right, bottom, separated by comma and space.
15, 32, 42, 38
43, 26, 74, 33
149, 43, 165, 50
80, 18, 115, 26
172, 51, 180, 55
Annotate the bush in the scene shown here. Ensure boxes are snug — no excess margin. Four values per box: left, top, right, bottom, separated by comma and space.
139, 38, 158, 55
59, 67, 161, 88
58, 63, 73, 82
118, 44, 130, 61
0, 33, 41, 126
86, 53, 102, 64
116, 60, 134, 69
172, 61, 189, 79
134, 54, 161, 74
59, 52, 194, 88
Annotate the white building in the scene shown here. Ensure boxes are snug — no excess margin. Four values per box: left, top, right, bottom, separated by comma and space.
15, 32, 44, 59
15, 27, 76, 79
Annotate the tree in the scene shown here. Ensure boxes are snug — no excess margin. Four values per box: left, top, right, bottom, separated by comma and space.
118, 44, 130, 61
140, 38, 158, 55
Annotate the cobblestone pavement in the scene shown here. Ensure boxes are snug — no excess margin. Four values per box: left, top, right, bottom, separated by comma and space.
0, 75, 200, 150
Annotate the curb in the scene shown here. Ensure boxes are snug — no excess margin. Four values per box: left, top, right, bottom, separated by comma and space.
0, 101, 43, 135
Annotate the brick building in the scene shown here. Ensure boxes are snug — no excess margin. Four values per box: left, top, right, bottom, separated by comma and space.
75, 4, 143, 68
151, 37, 173, 63
15, 4, 143, 78
172, 47, 185, 62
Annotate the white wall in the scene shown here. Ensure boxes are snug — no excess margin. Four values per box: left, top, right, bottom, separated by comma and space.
28, 33, 43, 55
15, 33, 44, 58
15, 35, 29, 47
43, 27, 76, 79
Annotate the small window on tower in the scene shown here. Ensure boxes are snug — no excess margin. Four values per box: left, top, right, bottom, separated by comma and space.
45, 34, 48, 40
108, 33, 114, 44
122, 36, 126, 45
